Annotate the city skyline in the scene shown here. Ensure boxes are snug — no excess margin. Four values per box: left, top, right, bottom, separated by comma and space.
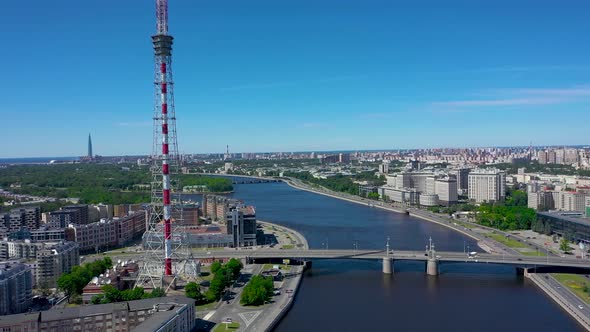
2, 0, 590, 157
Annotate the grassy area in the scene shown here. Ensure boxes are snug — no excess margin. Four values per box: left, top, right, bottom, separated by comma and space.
517, 249, 547, 256
262, 264, 292, 271
454, 221, 476, 229
196, 301, 218, 311
197, 266, 214, 281
552, 274, 590, 304
486, 233, 527, 248
281, 244, 295, 249
213, 322, 240, 331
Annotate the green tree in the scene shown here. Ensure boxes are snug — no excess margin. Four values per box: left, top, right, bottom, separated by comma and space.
211, 261, 222, 275
240, 275, 274, 306
225, 259, 243, 281
121, 287, 145, 301
207, 274, 226, 301
185, 282, 205, 302
560, 238, 571, 253
91, 294, 104, 304
57, 257, 113, 299
367, 192, 380, 200
57, 274, 76, 297
149, 288, 166, 298
102, 284, 122, 303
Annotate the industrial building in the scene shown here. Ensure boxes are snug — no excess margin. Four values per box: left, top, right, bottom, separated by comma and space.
536, 212, 590, 243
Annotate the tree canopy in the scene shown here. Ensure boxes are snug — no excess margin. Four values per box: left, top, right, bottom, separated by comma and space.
57, 257, 112, 298
0, 164, 232, 204
240, 275, 274, 306
91, 286, 165, 304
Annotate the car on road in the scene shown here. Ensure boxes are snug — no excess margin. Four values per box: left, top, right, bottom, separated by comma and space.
579, 305, 584, 310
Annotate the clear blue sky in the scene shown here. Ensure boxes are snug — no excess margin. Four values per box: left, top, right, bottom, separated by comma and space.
2, 0, 590, 157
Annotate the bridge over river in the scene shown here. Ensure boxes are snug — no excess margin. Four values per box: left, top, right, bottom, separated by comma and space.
192, 248, 590, 275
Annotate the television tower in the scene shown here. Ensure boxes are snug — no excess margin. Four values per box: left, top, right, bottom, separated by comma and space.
87, 133, 93, 158
136, 0, 197, 291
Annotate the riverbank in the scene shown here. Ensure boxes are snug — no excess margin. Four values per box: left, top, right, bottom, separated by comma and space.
258, 220, 309, 250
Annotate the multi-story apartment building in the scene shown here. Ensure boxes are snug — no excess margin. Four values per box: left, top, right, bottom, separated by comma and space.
1, 207, 41, 234
6, 240, 39, 260
434, 176, 458, 205
468, 168, 506, 203
548, 150, 557, 164
557, 191, 587, 212
116, 211, 146, 245
67, 219, 118, 253
379, 187, 420, 205
48, 210, 77, 228
203, 195, 241, 222
226, 205, 257, 247
528, 191, 559, 211
170, 204, 200, 225
30, 227, 66, 242
66, 211, 146, 252
35, 241, 79, 288
62, 205, 89, 225
113, 204, 130, 218
453, 168, 470, 195
0, 262, 33, 315
538, 150, 548, 164
0, 296, 195, 332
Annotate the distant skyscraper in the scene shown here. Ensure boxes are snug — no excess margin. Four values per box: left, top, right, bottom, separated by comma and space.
87, 133, 93, 158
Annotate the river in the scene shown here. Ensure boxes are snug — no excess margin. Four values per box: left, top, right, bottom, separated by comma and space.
194, 181, 584, 331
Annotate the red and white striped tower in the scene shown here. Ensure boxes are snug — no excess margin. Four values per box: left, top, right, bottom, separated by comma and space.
137, 0, 194, 290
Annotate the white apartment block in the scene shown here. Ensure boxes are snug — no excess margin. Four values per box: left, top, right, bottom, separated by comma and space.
557, 191, 587, 212
468, 169, 506, 203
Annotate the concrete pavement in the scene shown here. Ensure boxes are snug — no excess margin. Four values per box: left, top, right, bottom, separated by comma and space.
206, 264, 304, 332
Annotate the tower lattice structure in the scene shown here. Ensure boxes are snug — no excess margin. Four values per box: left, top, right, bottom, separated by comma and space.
136, 0, 197, 291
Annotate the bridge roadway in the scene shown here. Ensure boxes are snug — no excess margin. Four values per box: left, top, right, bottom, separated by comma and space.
194, 249, 590, 269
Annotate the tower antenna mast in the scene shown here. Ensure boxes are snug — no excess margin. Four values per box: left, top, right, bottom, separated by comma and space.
137, 0, 197, 291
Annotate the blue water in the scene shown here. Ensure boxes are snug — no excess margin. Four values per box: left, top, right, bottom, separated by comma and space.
0, 157, 79, 164
218, 181, 583, 332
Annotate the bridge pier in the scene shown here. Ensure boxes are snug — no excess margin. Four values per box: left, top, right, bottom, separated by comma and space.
426, 258, 439, 276
382, 257, 393, 274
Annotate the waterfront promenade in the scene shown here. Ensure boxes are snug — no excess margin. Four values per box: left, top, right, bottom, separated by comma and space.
258, 220, 309, 250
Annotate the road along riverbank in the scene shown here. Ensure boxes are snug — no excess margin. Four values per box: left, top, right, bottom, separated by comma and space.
526, 271, 590, 331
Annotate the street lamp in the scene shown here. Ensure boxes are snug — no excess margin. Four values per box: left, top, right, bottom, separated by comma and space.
386, 236, 391, 256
